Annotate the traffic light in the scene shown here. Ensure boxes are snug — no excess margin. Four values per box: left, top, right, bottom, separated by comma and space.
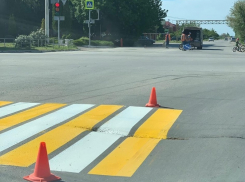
54, 2, 60, 16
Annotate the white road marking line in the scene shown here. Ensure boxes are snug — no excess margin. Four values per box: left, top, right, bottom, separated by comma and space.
0, 102, 39, 118
98, 106, 152, 136
0, 104, 94, 152
50, 132, 121, 173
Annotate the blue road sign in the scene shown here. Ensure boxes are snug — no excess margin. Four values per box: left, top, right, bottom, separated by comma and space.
85, 0, 94, 9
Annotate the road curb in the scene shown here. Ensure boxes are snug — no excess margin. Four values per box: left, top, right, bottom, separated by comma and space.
79, 46, 115, 49
0, 49, 80, 53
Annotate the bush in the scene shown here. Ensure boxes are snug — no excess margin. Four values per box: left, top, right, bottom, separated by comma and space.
29, 28, 47, 46
62, 32, 81, 40
91, 40, 114, 46
29, 28, 46, 40
157, 34, 164, 40
73, 37, 89, 46
49, 37, 58, 43
15, 35, 32, 48
73, 37, 113, 47
15, 29, 48, 48
62, 34, 72, 39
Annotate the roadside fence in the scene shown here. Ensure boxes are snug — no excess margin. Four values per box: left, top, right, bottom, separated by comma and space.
0, 38, 74, 49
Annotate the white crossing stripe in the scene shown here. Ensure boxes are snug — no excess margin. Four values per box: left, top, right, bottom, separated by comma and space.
0, 102, 39, 118
0, 104, 94, 152
97, 106, 152, 136
50, 132, 121, 173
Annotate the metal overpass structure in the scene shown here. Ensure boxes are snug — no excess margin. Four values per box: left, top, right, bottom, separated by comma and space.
176, 20, 228, 25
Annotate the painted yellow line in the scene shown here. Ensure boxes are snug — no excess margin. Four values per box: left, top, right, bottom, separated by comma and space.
0, 101, 12, 107
72, 105, 123, 130
0, 103, 66, 132
134, 109, 182, 139
0, 105, 122, 167
89, 137, 160, 177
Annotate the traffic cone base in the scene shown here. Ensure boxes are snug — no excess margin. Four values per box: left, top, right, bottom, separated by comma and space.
23, 173, 61, 182
145, 103, 160, 107
145, 87, 160, 107
23, 142, 61, 182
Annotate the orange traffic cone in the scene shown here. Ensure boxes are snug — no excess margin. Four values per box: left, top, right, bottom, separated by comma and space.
145, 87, 160, 107
23, 142, 61, 182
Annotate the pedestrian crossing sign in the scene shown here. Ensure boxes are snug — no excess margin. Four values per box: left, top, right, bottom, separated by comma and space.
85, 0, 94, 9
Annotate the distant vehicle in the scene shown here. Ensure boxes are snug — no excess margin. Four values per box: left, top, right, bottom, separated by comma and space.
209, 37, 214, 42
183, 27, 203, 49
136, 36, 155, 46
230, 37, 236, 42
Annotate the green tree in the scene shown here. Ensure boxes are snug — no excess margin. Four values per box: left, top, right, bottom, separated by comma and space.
203, 28, 219, 39
227, 0, 245, 40
61, 2, 73, 32
219, 33, 227, 39
92, 0, 167, 45
0, 0, 168, 43
41, 18, 45, 30
8, 14, 17, 36
52, 5, 58, 32
1, 0, 45, 37
52, 1, 74, 38
220, 33, 231, 39
210, 29, 219, 39
70, 0, 86, 23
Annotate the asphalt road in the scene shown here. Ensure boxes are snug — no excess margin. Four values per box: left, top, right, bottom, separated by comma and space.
1, 40, 245, 182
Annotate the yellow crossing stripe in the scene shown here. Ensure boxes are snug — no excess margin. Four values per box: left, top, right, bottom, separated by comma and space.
134, 109, 182, 139
0, 101, 12, 107
0, 101, 182, 177
0, 103, 66, 132
89, 137, 160, 177
72, 105, 123, 130
89, 108, 182, 177
0, 105, 122, 167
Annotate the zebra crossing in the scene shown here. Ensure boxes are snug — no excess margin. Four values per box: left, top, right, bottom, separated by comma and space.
0, 101, 182, 177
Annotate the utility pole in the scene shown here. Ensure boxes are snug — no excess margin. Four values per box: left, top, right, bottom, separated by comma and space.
89, 9, 91, 47
84, 1, 100, 46
100, 22, 101, 40
58, 16, 60, 43
45, 0, 49, 38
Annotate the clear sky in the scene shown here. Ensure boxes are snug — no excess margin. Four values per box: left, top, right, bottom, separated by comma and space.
162, 0, 237, 36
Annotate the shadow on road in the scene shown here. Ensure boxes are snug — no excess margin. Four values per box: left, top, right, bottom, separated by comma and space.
134, 43, 164, 48
198, 48, 224, 51
159, 105, 174, 109
0, 47, 46, 53
142, 43, 180, 48
206, 45, 227, 48
141, 42, 229, 51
